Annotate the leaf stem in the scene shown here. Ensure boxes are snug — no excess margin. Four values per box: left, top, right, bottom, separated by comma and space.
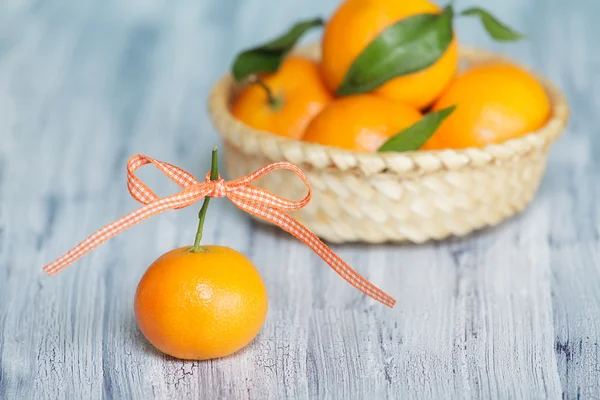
254, 77, 283, 110
189, 147, 219, 253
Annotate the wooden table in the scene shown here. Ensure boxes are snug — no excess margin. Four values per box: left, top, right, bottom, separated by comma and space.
1, 0, 598, 398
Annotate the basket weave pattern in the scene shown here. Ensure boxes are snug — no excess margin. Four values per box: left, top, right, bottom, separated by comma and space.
209, 45, 569, 244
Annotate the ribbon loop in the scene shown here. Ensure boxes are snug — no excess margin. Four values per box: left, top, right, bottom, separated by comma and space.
43, 155, 396, 308
225, 162, 312, 211
128, 154, 201, 206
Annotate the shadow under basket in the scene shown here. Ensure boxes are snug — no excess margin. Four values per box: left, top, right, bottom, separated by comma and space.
208, 44, 570, 244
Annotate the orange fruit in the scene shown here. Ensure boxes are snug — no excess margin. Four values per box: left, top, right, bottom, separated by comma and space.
231, 56, 333, 140
134, 246, 268, 360
302, 94, 422, 152
321, 0, 459, 109
422, 63, 551, 150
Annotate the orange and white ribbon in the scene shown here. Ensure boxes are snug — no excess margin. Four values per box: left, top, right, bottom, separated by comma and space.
43, 154, 396, 308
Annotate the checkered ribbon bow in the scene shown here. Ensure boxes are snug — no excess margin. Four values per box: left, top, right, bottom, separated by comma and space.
43, 154, 396, 308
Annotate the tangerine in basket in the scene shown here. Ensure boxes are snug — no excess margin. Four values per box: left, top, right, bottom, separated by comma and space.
302, 94, 422, 152
231, 56, 332, 140
320, 0, 459, 109
422, 63, 551, 150
134, 246, 268, 360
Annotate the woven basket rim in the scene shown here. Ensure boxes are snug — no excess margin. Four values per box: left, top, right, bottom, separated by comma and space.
208, 44, 570, 175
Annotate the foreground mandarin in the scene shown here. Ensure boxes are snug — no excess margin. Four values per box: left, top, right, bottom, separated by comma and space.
422, 63, 551, 150
321, 0, 459, 109
134, 150, 268, 361
302, 94, 422, 152
231, 56, 332, 140
134, 246, 268, 360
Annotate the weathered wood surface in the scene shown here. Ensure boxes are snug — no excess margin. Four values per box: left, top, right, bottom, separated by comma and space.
0, 0, 598, 398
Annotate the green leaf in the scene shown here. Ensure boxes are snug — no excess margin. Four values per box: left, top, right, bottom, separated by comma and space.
336, 6, 454, 96
378, 106, 456, 152
461, 7, 525, 41
231, 18, 324, 81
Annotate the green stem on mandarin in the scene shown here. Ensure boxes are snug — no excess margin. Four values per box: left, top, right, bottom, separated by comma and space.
189, 147, 219, 253
254, 76, 283, 110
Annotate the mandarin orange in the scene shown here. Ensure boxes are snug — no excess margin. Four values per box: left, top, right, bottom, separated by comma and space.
321, 0, 458, 109
302, 94, 422, 152
134, 246, 268, 360
231, 56, 332, 140
422, 63, 551, 150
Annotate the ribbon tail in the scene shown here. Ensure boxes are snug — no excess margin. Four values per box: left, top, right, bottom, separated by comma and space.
229, 197, 396, 308
43, 190, 206, 275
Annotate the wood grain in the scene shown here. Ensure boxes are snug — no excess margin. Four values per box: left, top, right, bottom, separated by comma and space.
0, 0, 598, 398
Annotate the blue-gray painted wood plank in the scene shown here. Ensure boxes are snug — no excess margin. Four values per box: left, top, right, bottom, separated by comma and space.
0, 0, 598, 398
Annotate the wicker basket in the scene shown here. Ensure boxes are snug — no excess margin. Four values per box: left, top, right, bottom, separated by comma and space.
208, 44, 569, 244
